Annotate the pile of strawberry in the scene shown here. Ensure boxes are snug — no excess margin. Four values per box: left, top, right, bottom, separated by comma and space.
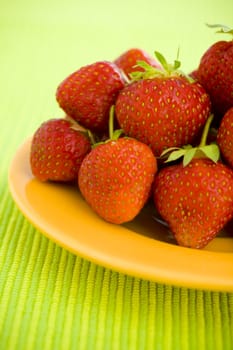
30, 24, 233, 249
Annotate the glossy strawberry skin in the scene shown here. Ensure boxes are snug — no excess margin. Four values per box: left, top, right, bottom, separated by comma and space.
56, 61, 126, 133
217, 107, 233, 167
30, 118, 91, 182
78, 137, 157, 224
196, 41, 233, 122
153, 158, 233, 248
115, 76, 211, 157
114, 48, 160, 79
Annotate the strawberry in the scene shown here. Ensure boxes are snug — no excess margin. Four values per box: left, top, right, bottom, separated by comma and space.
115, 52, 211, 157
30, 118, 91, 182
189, 69, 199, 80
114, 48, 160, 79
56, 61, 126, 133
78, 107, 157, 224
154, 158, 233, 248
194, 24, 233, 123
217, 107, 233, 168
153, 115, 233, 249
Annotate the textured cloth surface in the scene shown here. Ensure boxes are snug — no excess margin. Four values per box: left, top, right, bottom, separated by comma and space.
1, 1, 233, 349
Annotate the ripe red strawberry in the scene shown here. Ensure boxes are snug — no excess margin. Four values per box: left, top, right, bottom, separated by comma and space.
114, 48, 160, 79
30, 118, 91, 182
153, 115, 233, 249
78, 108, 157, 224
115, 52, 211, 157
195, 24, 233, 123
217, 107, 233, 168
153, 158, 233, 248
56, 61, 126, 133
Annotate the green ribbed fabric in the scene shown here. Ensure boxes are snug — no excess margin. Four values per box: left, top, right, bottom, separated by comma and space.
0, 212, 233, 350
1, 1, 233, 349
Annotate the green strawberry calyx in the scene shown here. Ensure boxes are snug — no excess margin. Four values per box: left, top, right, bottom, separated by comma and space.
92, 105, 123, 148
160, 114, 220, 166
130, 50, 193, 82
206, 23, 233, 38
108, 105, 124, 141
65, 114, 97, 145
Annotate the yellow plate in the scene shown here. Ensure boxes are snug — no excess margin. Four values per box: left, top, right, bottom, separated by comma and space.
8, 138, 233, 291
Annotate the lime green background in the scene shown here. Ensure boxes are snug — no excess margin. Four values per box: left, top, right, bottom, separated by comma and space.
1, 0, 233, 163
1, 1, 233, 349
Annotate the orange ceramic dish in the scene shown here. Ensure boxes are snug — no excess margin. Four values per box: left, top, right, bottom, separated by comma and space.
8, 138, 233, 291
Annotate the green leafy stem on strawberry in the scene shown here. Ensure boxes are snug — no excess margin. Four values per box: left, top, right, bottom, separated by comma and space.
129, 50, 193, 82
91, 105, 124, 148
159, 114, 220, 166
206, 23, 233, 37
